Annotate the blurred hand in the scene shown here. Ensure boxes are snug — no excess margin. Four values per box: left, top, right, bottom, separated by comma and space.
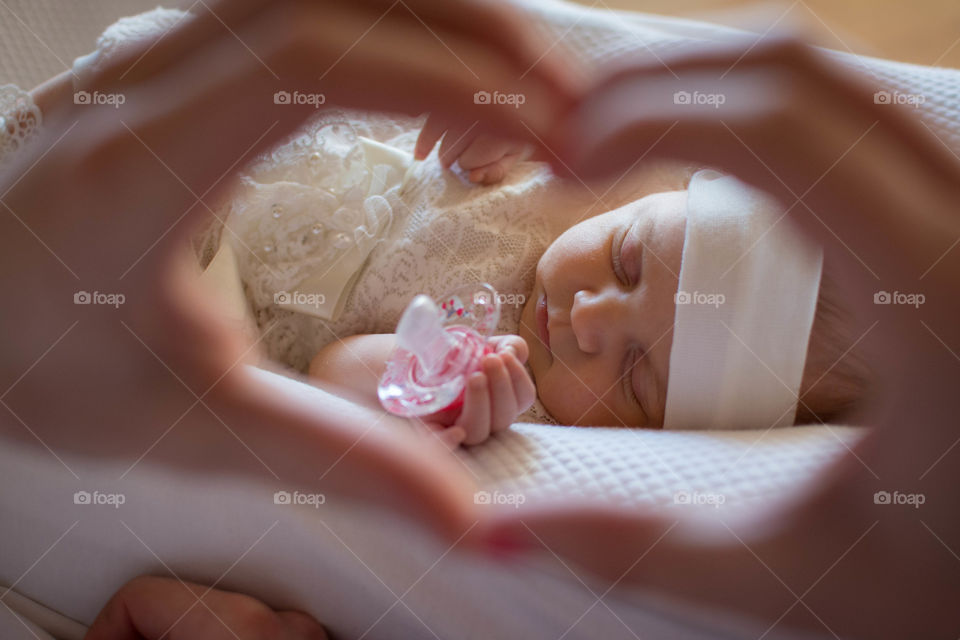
78, 0, 582, 156
85, 576, 326, 640
480, 37, 960, 638
1, 0, 580, 543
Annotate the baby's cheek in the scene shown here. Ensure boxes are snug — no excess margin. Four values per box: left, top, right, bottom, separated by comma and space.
537, 371, 598, 425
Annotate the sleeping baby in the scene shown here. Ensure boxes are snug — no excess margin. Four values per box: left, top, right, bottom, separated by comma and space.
203, 111, 868, 446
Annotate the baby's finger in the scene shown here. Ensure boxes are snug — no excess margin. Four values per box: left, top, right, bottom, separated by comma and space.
468, 152, 523, 185
504, 353, 536, 415
457, 136, 523, 170
483, 355, 517, 434
458, 372, 491, 445
436, 426, 467, 449
416, 421, 467, 451
415, 114, 448, 160
438, 127, 479, 169
493, 335, 529, 363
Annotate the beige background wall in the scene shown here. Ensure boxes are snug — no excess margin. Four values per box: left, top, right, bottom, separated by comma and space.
569, 0, 960, 68
1, 0, 958, 90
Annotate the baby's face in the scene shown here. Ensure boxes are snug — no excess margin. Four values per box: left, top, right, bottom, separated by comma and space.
519, 191, 687, 427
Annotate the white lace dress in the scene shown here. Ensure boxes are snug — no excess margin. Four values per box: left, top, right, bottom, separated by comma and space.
204, 109, 611, 423
4, 7, 690, 426
0, 84, 42, 166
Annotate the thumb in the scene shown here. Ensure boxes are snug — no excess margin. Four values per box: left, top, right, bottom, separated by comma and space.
474, 500, 802, 617
477, 501, 690, 578
208, 366, 479, 542
276, 611, 329, 640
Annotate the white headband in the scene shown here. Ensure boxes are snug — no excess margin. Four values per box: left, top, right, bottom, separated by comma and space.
664, 171, 823, 430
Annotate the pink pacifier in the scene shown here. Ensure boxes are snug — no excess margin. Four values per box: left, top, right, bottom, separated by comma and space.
378, 283, 501, 417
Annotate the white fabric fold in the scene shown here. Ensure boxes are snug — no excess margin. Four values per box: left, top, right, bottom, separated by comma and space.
279, 137, 409, 320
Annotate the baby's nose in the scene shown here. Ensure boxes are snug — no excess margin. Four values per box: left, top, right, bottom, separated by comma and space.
571, 289, 616, 354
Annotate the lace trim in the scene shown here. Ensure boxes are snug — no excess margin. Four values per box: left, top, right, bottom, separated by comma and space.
0, 84, 42, 165
72, 8, 191, 91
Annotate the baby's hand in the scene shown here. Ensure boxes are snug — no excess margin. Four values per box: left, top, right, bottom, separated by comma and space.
420, 335, 535, 447
414, 113, 527, 185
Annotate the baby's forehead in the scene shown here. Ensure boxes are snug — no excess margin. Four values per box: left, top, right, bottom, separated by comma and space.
594, 190, 687, 232
630, 189, 689, 218
612, 190, 689, 239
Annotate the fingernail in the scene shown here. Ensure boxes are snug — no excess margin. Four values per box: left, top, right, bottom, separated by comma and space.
484, 528, 530, 557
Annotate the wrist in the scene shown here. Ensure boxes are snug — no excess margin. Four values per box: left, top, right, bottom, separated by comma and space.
29, 70, 72, 116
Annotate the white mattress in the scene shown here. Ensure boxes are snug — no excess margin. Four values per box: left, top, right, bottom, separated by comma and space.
1, 366, 859, 640
465, 420, 862, 509
2, 0, 959, 638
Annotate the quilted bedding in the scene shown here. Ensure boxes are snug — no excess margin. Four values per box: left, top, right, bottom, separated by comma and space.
1, 0, 958, 638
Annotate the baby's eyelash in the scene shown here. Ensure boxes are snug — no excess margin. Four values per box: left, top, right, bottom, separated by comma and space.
612, 227, 629, 286
622, 348, 644, 411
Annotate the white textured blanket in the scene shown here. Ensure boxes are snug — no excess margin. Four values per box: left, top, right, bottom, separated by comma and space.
2, 1, 959, 639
